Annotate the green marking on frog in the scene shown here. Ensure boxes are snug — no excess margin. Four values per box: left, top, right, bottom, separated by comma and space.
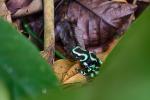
72, 46, 102, 78
72, 46, 88, 62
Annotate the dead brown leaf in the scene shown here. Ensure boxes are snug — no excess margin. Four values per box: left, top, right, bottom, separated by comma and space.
52, 59, 74, 82
12, 0, 42, 17
52, 59, 87, 84
6, 0, 32, 14
63, 73, 87, 85
97, 38, 120, 62
0, 1, 12, 22
52, 37, 120, 85
63, 62, 81, 82
55, 0, 136, 54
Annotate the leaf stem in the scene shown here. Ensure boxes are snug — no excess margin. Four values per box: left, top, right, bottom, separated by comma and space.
55, 50, 66, 59
22, 19, 43, 45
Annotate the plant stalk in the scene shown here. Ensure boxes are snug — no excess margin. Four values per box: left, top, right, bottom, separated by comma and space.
43, 0, 55, 64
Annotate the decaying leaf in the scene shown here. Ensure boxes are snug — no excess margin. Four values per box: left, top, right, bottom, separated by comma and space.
135, 1, 150, 17
55, 0, 137, 54
63, 62, 81, 82
63, 73, 87, 84
3, 0, 148, 86
12, 0, 42, 17
53, 0, 138, 85
6, 0, 32, 14
52, 59, 87, 84
52, 59, 74, 82
0, 1, 12, 22
97, 38, 120, 62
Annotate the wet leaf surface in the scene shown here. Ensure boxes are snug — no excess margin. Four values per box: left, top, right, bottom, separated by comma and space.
0, 18, 59, 99
38, 6, 150, 100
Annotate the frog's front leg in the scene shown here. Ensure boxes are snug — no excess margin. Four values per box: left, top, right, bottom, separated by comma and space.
80, 67, 99, 78
80, 69, 88, 76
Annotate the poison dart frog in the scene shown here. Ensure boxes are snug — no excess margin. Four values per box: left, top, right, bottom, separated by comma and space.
72, 46, 102, 78
56, 20, 102, 78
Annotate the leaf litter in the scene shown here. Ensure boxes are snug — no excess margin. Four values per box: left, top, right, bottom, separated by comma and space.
1, 0, 149, 85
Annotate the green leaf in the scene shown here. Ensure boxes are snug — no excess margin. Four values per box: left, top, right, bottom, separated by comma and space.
1, 5, 150, 100
91, 6, 150, 100
0, 80, 10, 100
0, 18, 59, 99
78, 6, 150, 100
41, 6, 150, 100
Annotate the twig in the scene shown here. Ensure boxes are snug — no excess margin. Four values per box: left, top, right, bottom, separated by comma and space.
133, 0, 137, 4
43, 0, 55, 64
22, 19, 43, 45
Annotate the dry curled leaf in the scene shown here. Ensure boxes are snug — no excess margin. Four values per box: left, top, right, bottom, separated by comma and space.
12, 0, 42, 17
53, 0, 137, 84
52, 59, 75, 82
63, 62, 81, 82
52, 59, 87, 84
6, 0, 32, 14
63, 73, 87, 85
55, 0, 136, 54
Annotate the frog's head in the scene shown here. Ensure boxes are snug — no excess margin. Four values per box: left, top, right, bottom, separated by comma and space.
72, 46, 102, 68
